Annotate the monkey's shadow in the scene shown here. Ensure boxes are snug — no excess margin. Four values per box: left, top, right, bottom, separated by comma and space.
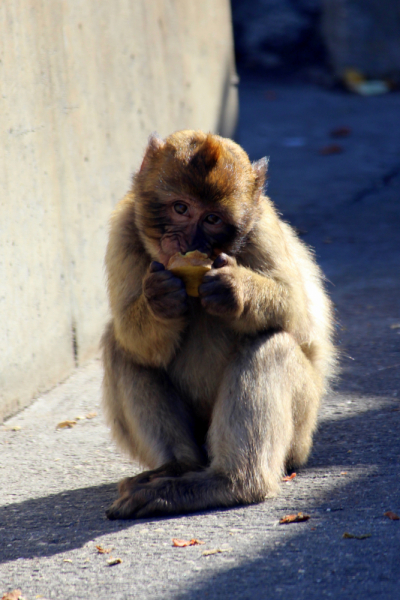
1, 403, 399, 565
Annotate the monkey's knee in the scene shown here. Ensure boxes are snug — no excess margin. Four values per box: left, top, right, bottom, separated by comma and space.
210, 331, 320, 495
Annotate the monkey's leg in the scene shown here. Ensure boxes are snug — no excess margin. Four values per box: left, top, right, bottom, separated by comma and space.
105, 331, 321, 519
210, 330, 322, 486
102, 329, 207, 509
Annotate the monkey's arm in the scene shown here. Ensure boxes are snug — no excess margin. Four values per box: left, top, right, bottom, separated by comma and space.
199, 210, 310, 337
106, 195, 187, 368
200, 260, 305, 336
236, 267, 306, 334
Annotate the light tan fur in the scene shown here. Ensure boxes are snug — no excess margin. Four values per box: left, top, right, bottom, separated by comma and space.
102, 130, 336, 519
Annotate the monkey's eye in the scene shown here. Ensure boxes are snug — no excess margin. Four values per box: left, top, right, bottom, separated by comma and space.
174, 203, 188, 215
205, 214, 222, 225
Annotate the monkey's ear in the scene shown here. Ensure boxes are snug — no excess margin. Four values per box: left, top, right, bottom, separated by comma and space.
252, 157, 269, 197
140, 132, 165, 173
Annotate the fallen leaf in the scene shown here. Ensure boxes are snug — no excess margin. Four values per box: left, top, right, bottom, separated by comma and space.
330, 126, 351, 138
384, 511, 400, 521
282, 473, 296, 482
56, 420, 77, 429
75, 415, 86, 421
63, 559, 73, 563
96, 545, 112, 554
172, 538, 205, 547
343, 532, 371, 540
279, 512, 310, 524
202, 548, 232, 556
1, 591, 24, 600
107, 557, 122, 565
340, 472, 348, 475
319, 144, 343, 156
11, 426, 21, 431
85, 412, 98, 419
390, 323, 400, 329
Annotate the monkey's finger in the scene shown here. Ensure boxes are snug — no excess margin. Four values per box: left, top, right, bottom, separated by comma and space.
135, 497, 174, 519
145, 272, 186, 295
198, 278, 227, 296
106, 486, 161, 520
212, 253, 229, 268
150, 261, 165, 273
212, 253, 235, 269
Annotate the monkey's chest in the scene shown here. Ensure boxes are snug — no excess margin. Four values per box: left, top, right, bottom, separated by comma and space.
168, 311, 236, 412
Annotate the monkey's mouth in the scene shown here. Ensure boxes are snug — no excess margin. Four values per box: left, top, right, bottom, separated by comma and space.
160, 234, 214, 264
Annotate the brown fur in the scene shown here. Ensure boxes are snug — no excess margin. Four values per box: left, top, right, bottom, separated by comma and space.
102, 130, 336, 519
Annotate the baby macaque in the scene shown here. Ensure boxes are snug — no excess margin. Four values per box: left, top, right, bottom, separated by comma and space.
102, 130, 336, 519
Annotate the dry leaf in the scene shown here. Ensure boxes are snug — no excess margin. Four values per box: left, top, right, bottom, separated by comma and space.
282, 473, 296, 482
202, 548, 232, 556
85, 412, 98, 419
63, 559, 73, 563
340, 471, 348, 475
279, 512, 310, 524
172, 538, 204, 547
107, 557, 122, 565
75, 415, 86, 421
343, 532, 371, 540
11, 426, 21, 431
96, 545, 112, 554
384, 511, 399, 521
56, 420, 77, 429
330, 126, 351, 138
2, 591, 24, 600
319, 144, 343, 156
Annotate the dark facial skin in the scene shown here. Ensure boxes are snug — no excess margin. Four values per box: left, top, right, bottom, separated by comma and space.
143, 198, 243, 320
157, 196, 226, 265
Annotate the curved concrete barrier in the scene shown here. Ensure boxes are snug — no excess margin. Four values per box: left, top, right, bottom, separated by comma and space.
0, 0, 238, 420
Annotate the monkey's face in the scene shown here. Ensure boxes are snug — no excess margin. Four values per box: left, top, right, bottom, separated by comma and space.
134, 131, 268, 266
150, 194, 238, 265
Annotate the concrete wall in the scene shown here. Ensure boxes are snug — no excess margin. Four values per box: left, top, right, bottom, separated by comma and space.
0, 0, 238, 421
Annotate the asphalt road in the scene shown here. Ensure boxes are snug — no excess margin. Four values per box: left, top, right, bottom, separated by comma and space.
1, 71, 400, 600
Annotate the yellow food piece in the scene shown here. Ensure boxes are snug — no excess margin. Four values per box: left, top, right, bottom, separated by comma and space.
167, 251, 212, 297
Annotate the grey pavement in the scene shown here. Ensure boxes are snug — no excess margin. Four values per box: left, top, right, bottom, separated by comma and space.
1, 71, 400, 599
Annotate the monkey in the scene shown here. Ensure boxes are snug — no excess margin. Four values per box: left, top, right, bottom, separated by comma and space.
101, 130, 336, 520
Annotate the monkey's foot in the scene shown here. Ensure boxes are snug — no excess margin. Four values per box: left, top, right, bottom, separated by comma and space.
105, 471, 241, 520
118, 461, 202, 494
106, 480, 178, 520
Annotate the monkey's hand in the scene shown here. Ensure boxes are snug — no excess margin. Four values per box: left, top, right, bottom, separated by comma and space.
143, 261, 188, 320
198, 254, 245, 318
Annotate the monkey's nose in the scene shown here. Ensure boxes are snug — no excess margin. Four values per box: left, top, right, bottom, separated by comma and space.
186, 242, 212, 257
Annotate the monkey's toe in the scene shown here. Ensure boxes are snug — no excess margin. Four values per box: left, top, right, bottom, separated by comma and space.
105, 486, 158, 520
105, 480, 180, 520
118, 473, 152, 494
